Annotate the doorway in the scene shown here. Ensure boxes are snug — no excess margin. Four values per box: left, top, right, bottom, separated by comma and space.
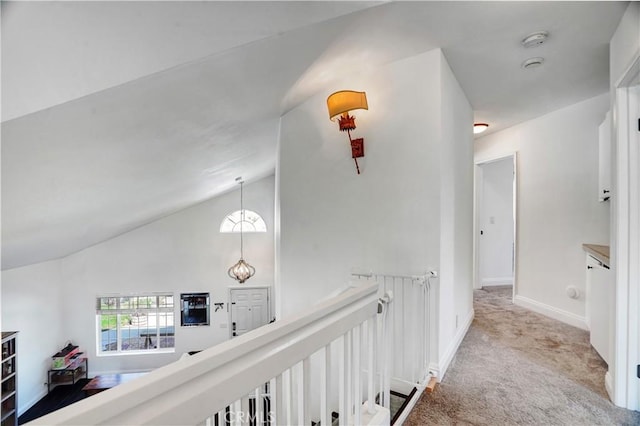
610, 53, 640, 410
228, 286, 271, 338
474, 154, 517, 299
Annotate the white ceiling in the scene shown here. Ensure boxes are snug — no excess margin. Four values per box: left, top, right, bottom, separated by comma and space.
1, 1, 628, 269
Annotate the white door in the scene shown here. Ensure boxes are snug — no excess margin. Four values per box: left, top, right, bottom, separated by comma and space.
612, 58, 639, 409
586, 256, 612, 364
229, 287, 269, 338
477, 156, 515, 288
631, 83, 640, 409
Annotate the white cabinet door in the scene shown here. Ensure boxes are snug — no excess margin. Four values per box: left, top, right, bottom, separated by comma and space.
229, 287, 269, 338
587, 257, 612, 364
598, 111, 611, 202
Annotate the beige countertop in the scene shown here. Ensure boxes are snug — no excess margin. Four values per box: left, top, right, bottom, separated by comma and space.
583, 244, 610, 266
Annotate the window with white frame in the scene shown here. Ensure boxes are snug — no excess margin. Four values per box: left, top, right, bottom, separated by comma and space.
219, 209, 267, 233
96, 294, 175, 354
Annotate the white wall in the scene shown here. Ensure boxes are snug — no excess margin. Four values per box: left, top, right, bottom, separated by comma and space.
437, 53, 474, 375
1, 260, 66, 414
59, 175, 275, 374
478, 158, 514, 286
278, 50, 442, 317
610, 1, 640, 90
277, 49, 474, 378
1, 176, 275, 409
475, 93, 610, 328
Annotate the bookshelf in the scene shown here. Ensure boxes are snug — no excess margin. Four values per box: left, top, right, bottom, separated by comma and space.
1, 332, 17, 426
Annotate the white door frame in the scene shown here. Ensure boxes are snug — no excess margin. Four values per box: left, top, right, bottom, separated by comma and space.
473, 152, 518, 301
228, 285, 272, 339
610, 53, 640, 410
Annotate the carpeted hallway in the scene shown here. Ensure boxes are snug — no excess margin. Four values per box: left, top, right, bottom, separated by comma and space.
405, 286, 640, 425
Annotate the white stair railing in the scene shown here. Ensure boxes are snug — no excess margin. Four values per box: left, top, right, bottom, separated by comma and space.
28, 281, 391, 426
353, 272, 435, 386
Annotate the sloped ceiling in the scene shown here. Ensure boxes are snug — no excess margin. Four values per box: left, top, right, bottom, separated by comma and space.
1, 1, 628, 269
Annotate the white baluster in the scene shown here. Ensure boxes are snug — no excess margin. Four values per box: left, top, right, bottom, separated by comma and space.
294, 362, 304, 425
267, 378, 275, 426
233, 400, 242, 426
275, 374, 284, 426
302, 357, 311, 425
387, 277, 394, 388
368, 316, 376, 414
394, 278, 401, 382
427, 279, 432, 379
346, 329, 352, 423
384, 293, 392, 409
406, 279, 412, 382
418, 281, 423, 381
378, 309, 384, 408
245, 391, 254, 424
321, 344, 331, 426
423, 281, 428, 381
353, 324, 362, 426
420, 281, 425, 380
338, 334, 346, 426
409, 280, 414, 382
285, 368, 293, 425
408, 278, 413, 381
411, 280, 422, 383
403, 278, 408, 381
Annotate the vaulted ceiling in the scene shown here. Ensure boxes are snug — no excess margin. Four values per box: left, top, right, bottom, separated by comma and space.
1, 1, 628, 269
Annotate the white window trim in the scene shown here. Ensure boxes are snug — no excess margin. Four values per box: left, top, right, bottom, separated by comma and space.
219, 209, 267, 233
96, 293, 176, 356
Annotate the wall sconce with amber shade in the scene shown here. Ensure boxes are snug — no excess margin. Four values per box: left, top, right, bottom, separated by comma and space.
327, 90, 368, 174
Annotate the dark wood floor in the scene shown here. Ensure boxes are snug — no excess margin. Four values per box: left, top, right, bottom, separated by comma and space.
18, 379, 90, 424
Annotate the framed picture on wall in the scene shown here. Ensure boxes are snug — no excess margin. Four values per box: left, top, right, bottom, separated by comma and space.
180, 293, 210, 326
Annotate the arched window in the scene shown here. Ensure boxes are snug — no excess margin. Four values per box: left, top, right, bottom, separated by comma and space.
219, 210, 267, 233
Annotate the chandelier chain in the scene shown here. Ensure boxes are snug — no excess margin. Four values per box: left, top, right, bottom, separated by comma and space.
240, 181, 244, 258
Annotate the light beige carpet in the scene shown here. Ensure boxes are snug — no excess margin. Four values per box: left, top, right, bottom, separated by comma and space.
405, 286, 640, 425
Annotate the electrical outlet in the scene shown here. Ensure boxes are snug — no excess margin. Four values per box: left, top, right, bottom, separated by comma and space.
220, 323, 228, 329
455, 314, 459, 329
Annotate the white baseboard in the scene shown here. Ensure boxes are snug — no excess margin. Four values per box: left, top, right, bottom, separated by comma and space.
428, 362, 441, 382
514, 295, 588, 330
391, 377, 420, 395
90, 368, 152, 377
19, 388, 47, 417
481, 277, 513, 286
605, 371, 614, 402
431, 309, 474, 380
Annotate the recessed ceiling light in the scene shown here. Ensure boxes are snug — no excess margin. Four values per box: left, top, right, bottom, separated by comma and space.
473, 123, 489, 134
521, 31, 549, 48
522, 57, 544, 69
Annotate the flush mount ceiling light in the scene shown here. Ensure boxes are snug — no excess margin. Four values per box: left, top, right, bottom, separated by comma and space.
521, 57, 545, 69
473, 123, 489, 134
521, 31, 549, 48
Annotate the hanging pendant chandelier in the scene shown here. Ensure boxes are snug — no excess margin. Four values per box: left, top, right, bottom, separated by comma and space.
228, 179, 255, 283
